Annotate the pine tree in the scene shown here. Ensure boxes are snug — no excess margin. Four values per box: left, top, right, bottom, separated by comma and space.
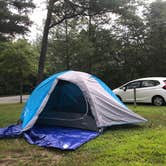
0, 0, 35, 41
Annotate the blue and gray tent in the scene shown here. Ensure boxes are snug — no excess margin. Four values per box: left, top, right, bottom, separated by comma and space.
0, 71, 147, 150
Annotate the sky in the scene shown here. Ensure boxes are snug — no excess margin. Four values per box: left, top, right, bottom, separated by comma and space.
28, 0, 46, 41
27, 0, 157, 41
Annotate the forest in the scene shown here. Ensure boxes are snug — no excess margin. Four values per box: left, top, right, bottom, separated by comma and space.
0, 0, 166, 96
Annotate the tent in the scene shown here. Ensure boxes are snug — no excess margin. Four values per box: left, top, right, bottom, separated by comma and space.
0, 71, 147, 150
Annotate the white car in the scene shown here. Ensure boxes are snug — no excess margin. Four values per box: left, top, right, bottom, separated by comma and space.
113, 77, 166, 106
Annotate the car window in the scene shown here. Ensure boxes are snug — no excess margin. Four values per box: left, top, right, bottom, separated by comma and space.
141, 80, 160, 88
120, 85, 126, 89
126, 81, 141, 89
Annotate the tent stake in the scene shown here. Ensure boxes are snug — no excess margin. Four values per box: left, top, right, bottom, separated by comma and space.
134, 88, 137, 107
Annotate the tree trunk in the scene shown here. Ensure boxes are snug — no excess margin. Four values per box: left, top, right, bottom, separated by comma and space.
37, 0, 55, 84
20, 78, 23, 104
65, 19, 70, 70
88, 14, 92, 72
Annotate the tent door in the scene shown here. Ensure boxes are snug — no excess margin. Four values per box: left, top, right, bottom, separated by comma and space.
36, 80, 98, 131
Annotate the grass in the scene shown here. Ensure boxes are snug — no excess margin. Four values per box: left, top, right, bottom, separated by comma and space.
0, 103, 166, 166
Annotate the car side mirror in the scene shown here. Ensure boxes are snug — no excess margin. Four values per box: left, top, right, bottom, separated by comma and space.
122, 86, 127, 91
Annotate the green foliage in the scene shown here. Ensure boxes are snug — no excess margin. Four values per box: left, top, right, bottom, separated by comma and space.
43, 0, 146, 86
0, 0, 35, 41
1, 0, 166, 94
37, 0, 140, 82
0, 104, 166, 165
145, 0, 166, 76
47, 27, 95, 73
0, 40, 38, 96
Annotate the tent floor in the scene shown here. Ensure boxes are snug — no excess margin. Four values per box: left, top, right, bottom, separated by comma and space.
37, 112, 99, 131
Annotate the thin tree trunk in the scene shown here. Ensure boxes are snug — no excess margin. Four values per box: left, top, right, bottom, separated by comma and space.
65, 19, 70, 70
18, 66, 23, 104
88, 14, 92, 72
20, 78, 23, 103
37, 0, 55, 84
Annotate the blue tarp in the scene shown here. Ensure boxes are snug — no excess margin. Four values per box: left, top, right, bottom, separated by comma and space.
0, 125, 22, 138
0, 125, 99, 150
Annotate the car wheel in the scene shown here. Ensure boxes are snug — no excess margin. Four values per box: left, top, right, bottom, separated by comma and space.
152, 96, 165, 106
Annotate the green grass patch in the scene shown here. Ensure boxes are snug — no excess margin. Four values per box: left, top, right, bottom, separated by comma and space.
0, 103, 166, 166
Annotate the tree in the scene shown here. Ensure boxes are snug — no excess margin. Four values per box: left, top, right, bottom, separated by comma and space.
112, 12, 147, 80
0, 0, 35, 41
46, 26, 94, 73
37, 0, 136, 83
0, 40, 38, 102
145, 0, 166, 76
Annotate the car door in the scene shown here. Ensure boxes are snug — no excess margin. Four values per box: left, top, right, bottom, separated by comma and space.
121, 81, 141, 102
136, 80, 160, 102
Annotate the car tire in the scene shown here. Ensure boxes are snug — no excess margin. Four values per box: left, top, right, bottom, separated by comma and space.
152, 96, 165, 106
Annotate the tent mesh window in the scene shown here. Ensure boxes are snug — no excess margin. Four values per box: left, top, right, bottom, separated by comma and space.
36, 80, 98, 131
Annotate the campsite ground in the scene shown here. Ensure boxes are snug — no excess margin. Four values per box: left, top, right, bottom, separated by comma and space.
0, 104, 166, 166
